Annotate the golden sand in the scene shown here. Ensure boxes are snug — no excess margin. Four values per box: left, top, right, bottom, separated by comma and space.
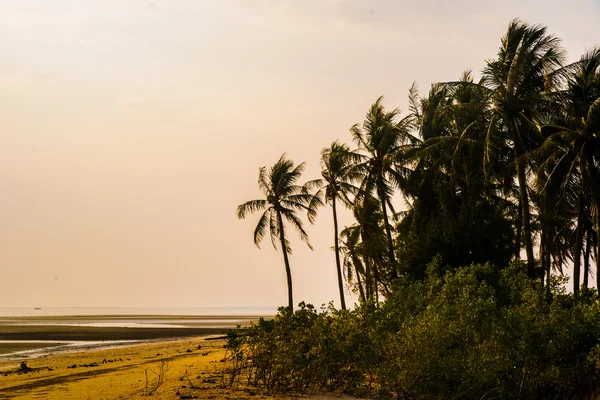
0, 337, 277, 400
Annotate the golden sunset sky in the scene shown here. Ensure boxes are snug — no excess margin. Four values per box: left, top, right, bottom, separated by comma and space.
1, 0, 599, 308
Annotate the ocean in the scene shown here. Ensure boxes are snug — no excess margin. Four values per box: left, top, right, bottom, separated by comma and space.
0, 306, 277, 317
0, 306, 275, 360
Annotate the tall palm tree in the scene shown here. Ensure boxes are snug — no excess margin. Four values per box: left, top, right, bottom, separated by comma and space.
351, 97, 415, 280
536, 47, 600, 293
306, 141, 362, 310
236, 154, 315, 311
481, 19, 565, 276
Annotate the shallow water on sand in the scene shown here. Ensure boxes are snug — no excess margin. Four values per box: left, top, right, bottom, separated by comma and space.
0, 311, 270, 359
0, 339, 141, 361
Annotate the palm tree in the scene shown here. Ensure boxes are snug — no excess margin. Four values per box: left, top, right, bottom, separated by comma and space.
582, 226, 596, 289
236, 154, 315, 311
536, 47, 600, 293
351, 97, 415, 280
339, 227, 367, 303
306, 141, 362, 310
401, 77, 515, 277
481, 19, 565, 276
531, 169, 574, 291
344, 196, 390, 301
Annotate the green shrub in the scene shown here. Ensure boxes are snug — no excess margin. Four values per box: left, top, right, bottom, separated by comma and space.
223, 262, 600, 399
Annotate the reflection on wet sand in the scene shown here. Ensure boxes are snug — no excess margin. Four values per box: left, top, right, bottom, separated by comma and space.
0, 314, 262, 359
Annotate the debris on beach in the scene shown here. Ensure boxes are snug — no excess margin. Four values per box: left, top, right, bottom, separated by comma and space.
19, 362, 31, 373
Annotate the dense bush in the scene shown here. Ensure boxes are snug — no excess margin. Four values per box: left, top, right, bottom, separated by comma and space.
222, 261, 600, 399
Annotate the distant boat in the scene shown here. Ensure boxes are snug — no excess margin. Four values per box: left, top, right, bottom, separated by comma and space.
34, 307, 42, 310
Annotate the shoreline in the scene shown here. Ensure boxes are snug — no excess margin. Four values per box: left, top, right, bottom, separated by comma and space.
0, 314, 257, 364
0, 325, 227, 341
0, 338, 168, 362
0, 314, 260, 342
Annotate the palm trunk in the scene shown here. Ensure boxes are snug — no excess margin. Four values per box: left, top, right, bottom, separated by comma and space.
364, 256, 372, 301
277, 210, 294, 311
540, 194, 551, 287
543, 214, 551, 297
515, 199, 522, 260
371, 257, 382, 298
585, 152, 600, 296
516, 156, 535, 276
377, 181, 398, 280
332, 198, 346, 310
545, 248, 551, 298
583, 229, 591, 289
596, 210, 600, 296
540, 225, 546, 288
573, 202, 585, 294
354, 262, 366, 303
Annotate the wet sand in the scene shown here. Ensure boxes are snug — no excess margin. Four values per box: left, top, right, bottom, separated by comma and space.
0, 343, 63, 356
0, 314, 258, 341
0, 324, 225, 341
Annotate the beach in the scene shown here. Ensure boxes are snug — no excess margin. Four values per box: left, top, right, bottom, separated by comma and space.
0, 312, 266, 399
0, 314, 264, 399
0, 336, 261, 399
0, 314, 363, 399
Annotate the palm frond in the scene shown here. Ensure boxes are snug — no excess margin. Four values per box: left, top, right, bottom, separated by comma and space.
253, 209, 271, 248
237, 199, 268, 219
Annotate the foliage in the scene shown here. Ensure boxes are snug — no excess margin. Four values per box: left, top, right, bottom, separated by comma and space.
237, 18, 600, 303
223, 262, 600, 399
234, 18, 600, 400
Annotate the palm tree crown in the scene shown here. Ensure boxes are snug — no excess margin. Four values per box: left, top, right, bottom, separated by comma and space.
306, 141, 362, 310
237, 154, 315, 310
482, 19, 565, 276
351, 96, 415, 280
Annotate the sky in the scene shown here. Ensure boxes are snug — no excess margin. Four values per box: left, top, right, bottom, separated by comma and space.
1, 0, 600, 309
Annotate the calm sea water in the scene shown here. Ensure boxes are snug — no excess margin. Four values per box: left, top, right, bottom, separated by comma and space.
0, 307, 277, 360
0, 306, 277, 317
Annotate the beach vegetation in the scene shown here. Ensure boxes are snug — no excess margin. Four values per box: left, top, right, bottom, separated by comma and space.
235, 17, 600, 399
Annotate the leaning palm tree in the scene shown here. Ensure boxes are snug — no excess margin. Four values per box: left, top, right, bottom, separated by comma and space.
306, 141, 362, 310
237, 154, 315, 311
481, 19, 565, 276
351, 97, 415, 279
